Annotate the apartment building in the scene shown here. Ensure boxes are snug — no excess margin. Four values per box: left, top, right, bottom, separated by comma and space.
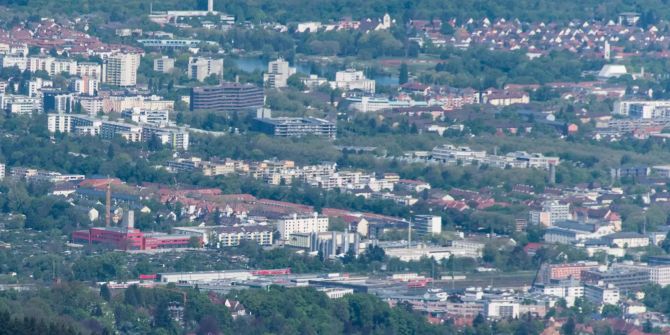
187, 57, 223, 82
105, 53, 141, 87
529, 200, 571, 227
211, 225, 274, 247
276, 212, 329, 239
153, 56, 175, 73
263, 58, 296, 89
47, 113, 189, 150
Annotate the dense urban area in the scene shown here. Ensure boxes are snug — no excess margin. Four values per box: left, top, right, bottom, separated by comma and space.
7, 0, 670, 334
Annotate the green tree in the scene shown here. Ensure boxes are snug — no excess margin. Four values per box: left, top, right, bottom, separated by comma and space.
399, 63, 409, 85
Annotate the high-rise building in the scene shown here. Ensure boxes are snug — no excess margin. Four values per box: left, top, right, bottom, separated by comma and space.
188, 57, 224, 82
153, 56, 175, 73
263, 58, 296, 89
105, 53, 140, 87
190, 82, 264, 112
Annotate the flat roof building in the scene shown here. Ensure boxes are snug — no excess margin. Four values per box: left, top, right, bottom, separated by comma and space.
190, 82, 264, 112
254, 116, 337, 139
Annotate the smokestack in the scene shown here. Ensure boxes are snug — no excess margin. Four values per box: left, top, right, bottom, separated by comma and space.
124, 210, 135, 229
105, 180, 111, 227
208, 0, 214, 12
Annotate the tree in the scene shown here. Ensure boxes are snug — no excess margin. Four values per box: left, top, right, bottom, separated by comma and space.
562, 317, 576, 335
100, 283, 111, 302
399, 63, 409, 85
601, 304, 622, 318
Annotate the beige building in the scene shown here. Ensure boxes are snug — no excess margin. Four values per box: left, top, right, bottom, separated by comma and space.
105, 53, 140, 87
263, 58, 296, 89
188, 57, 224, 82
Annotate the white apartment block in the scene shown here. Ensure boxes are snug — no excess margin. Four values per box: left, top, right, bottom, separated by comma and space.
0, 56, 102, 80
276, 212, 329, 239
105, 53, 140, 87
47, 113, 189, 150
613, 100, 670, 119
263, 58, 296, 89
0, 163, 5, 180
153, 56, 175, 73
529, 200, 571, 226
188, 57, 224, 82
210, 226, 274, 247
330, 69, 375, 93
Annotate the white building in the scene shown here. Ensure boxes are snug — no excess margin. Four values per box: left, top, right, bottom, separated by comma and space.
153, 56, 175, 73
413, 215, 442, 235
529, 201, 571, 227
613, 100, 670, 119
276, 212, 329, 239
431, 144, 487, 163
187, 57, 224, 82
539, 280, 584, 307
105, 53, 140, 87
263, 58, 296, 89
484, 298, 520, 319
330, 69, 375, 93
121, 108, 170, 126
584, 283, 620, 305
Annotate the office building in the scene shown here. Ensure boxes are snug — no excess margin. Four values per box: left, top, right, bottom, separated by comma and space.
582, 268, 650, 292
276, 212, 329, 239
102, 95, 174, 113
541, 262, 600, 282
613, 263, 670, 287
412, 215, 442, 235
188, 57, 224, 82
263, 58, 296, 89
105, 53, 140, 87
584, 283, 620, 305
190, 82, 264, 112
153, 56, 175, 73
121, 108, 170, 126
